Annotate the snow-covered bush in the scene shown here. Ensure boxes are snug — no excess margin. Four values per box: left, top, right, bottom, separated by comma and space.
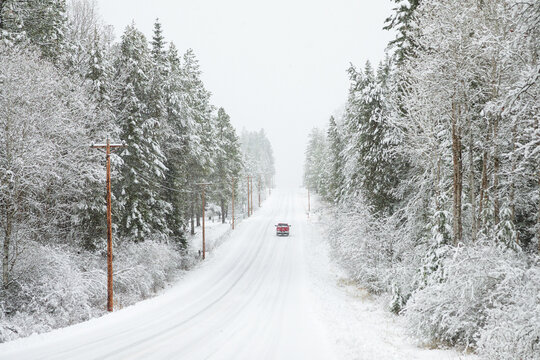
324, 197, 417, 297
113, 240, 184, 307
477, 260, 540, 360
0, 242, 100, 342
404, 244, 532, 350
0, 240, 187, 343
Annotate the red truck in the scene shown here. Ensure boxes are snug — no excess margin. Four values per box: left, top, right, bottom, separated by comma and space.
275, 223, 290, 236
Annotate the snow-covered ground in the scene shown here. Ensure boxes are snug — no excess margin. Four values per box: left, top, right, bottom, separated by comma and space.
302, 195, 476, 360
0, 189, 474, 359
186, 215, 233, 256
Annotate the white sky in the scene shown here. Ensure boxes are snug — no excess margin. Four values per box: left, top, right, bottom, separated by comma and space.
96, 0, 395, 187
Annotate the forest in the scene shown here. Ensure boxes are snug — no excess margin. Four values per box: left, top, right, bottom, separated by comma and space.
0, 0, 274, 342
304, 1, 539, 359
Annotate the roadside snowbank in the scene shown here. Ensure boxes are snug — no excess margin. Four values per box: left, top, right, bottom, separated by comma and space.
304, 192, 477, 359
0, 219, 235, 344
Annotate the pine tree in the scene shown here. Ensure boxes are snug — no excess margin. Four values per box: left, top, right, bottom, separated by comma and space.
160, 42, 190, 245
326, 116, 345, 204
148, 19, 167, 123
213, 108, 242, 223
114, 23, 170, 241
342, 60, 401, 216
384, 0, 420, 64
304, 128, 328, 197
77, 30, 119, 250
180, 48, 215, 233
0, 0, 68, 62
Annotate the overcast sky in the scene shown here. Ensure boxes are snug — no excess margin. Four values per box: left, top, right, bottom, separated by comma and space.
96, 0, 395, 187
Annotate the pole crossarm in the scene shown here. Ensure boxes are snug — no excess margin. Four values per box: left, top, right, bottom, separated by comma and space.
90, 144, 125, 148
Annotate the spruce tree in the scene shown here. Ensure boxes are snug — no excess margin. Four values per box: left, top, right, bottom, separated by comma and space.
213, 108, 242, 223
114, 23, 170, 241
181, 48, 215, 232
384, 0, 420, 64
326, 116, 345, 204
304, 128, 328, 197
0, 0, 68, 62
162, 42, 190, 245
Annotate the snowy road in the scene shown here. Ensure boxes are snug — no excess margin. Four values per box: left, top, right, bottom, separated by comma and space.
0, 190, 471, 360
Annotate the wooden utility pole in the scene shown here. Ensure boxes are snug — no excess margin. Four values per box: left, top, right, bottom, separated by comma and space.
258, 176, 261, 208
247, 175, 250, 217
91, 137, 124, 312
231, 177, 235, 230
308, 188, 311, 212
250, 177, 254, 215
196, 183, 211, 259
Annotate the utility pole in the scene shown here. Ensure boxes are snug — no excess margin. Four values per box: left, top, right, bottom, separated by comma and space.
91, 137, 124, 312
250, 176, 254, 215
247, 175, 250, 217
258, 176, 261, 208
196, 182, 211, 260
231, 177, 235, 230
308, 188, 311, 212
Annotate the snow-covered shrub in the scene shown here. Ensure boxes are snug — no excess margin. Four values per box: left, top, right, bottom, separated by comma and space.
0, 242, 100, 342
326, 201, 388, 293
113, 239, 184, 307
0, 239, 186, 343
477, 260, 540, 360
404, 244, 530, 350
324, 197, 417, 298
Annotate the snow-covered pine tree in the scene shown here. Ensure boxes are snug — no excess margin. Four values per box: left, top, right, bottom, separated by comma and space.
239, 129, 275, 214
326, 116, 345, 204
64, 0, 114, 77
113, 23, 171, 242
0, 0, 68, 63
180, 48, 215, 233
76, 31, 120, 250
212, 108, 242, 223
384, 0, 420, 64
342, 60, 401, 216
85, 31, 114, 114
160, 42, 191, 244
304, 128, 328, 198
148, 19, 167, 124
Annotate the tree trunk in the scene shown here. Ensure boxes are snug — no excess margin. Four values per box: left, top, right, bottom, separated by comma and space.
478, 116, 492, 231
493, 115, 500, 226
0, 0, 5, 31
467, 104, 477, 242
451, 101, 463, 245
220, 198, 226, 224
434, 149, 442, 233
510, 123, 518, 245
537, 170, 540, 254
3, 209, 12, 289
190, 202, 195, 235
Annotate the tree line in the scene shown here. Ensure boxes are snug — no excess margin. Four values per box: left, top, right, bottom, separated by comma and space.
0, 1, 274, 292
305, 1, 539, 358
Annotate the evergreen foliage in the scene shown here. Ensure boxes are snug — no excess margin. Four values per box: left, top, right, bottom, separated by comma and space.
0, 2, 270, 343
113, 23, 170, 241
305, 1, 540, 357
